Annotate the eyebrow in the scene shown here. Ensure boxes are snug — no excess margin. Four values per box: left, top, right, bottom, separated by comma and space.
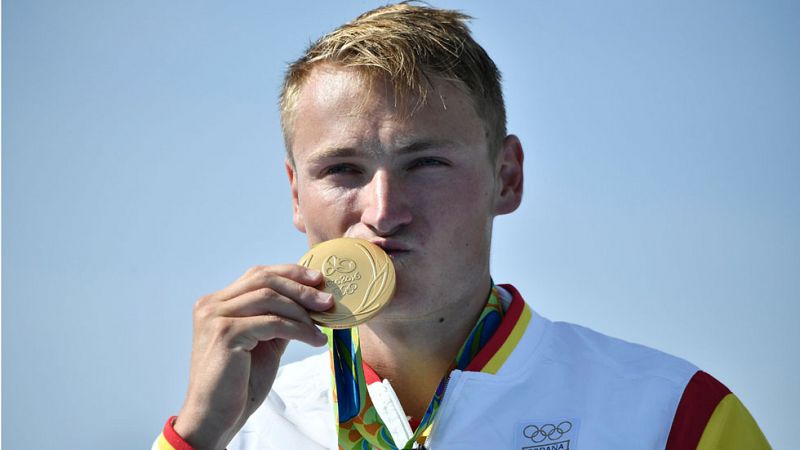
307, 139, 457, 164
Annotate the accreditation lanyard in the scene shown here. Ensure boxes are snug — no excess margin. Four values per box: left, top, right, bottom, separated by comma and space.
323, 285, 506, 450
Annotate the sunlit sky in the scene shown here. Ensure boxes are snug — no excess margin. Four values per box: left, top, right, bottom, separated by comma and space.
4, 1, 798, 448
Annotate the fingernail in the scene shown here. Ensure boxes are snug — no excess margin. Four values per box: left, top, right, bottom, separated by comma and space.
307, 269, 322, 278
317, 292, 334, 305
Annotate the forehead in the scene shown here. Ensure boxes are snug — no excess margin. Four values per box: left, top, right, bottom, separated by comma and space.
290, 64, 486, 161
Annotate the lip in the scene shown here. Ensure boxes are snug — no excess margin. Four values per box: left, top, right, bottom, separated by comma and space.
364, 237, 412, 254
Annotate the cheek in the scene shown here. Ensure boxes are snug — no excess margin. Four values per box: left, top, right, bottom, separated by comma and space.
424, 177, 494, 236
298, 185, 360, 235
430, 172, 493, 213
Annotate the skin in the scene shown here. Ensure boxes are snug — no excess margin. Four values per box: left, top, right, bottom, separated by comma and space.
174, 63, 523, 448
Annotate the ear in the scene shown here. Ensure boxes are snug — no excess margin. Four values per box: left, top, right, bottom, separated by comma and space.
285, 159, 307, 233
493, 134, 524, 216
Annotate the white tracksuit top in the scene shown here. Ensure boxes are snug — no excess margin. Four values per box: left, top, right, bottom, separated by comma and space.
227, 286, 700, 449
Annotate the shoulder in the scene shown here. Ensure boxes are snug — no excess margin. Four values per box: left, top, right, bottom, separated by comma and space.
468, 285, 770, 447
510, 304, 700, 438
498, 284, 697, 384
534, 316, 770, 447
664, 370, 770, 449
544, 319, 698, 381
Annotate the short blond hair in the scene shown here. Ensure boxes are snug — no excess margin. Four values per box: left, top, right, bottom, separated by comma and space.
280, 2, 506, 161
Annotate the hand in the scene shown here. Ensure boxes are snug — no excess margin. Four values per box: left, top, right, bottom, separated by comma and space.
172, 264, 333, 449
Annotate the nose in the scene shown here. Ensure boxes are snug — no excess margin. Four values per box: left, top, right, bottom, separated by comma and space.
360, 169, 413, 236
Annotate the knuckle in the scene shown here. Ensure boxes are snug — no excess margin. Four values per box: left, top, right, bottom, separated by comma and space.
261, 314, 280, 326
194, 294, 211, 309
256, 287, 276, 299
244, 265, 272, 282
193, 296, 213, 319
210, 317, 235, 336
254, 270, 276, 287
194, 305, 209, 322
297, 283, 315, 300
245, 265, 266, 277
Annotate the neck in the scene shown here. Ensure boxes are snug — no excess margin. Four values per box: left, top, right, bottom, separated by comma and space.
357, 280, 492, 419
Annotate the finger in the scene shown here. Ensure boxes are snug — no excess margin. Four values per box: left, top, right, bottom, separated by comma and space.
217, 288, 315, 325
224, 315, 328, 350
233, 264, 318, 283
212, 264, 325, 303
257, 276, 333, 312
252, 264, 324, 285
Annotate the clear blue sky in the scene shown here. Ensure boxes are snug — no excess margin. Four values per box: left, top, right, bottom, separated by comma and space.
3, 1, 798, 448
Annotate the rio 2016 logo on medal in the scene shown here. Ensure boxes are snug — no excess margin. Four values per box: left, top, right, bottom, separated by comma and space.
322, 255, 361, 296
299, 237, 396, 329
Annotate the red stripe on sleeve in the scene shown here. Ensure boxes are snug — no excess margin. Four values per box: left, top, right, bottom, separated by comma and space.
465, 284, 524, 372
665, 371, 731, 450
163, 416, 196, 450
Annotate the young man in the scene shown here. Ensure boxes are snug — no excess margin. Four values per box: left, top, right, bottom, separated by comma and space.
154, 4, 769, 449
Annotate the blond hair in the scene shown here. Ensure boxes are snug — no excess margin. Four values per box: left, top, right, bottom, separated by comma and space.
280, 2, 506, 161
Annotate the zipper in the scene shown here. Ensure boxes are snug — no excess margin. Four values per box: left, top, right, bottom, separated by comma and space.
420, 369, 463, 448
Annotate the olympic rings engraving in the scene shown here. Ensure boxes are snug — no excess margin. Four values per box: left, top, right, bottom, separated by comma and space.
522, 421, 573, 443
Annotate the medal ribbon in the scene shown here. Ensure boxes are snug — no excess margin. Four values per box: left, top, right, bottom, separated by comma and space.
323, 285, 505, 450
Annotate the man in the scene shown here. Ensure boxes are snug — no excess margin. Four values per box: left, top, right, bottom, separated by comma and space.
154, 3, 769, 449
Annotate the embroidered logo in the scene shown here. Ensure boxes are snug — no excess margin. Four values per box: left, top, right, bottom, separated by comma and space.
516, 418, 579, 450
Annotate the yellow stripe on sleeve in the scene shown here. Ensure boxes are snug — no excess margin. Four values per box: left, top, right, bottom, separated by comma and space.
697, 394, 771, 450
155, 433, 177, 450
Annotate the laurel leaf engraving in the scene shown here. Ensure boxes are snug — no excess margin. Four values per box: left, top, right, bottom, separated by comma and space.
358, 263, 388, 312
300, 255, 313, 267
356, 243, 378, 277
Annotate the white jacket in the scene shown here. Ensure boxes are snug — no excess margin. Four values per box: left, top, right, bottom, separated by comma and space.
227, 286, 699, 449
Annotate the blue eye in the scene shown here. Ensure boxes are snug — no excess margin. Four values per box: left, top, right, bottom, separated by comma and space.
409, 158, 448, 169
323, 164, 360, 176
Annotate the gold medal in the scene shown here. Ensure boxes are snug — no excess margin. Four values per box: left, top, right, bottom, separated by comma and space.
299, 237, 396, 329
